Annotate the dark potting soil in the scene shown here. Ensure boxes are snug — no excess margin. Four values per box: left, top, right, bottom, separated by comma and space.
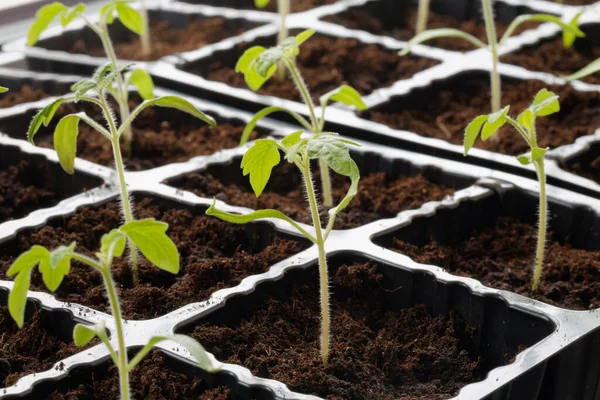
7, 99, 263, 171
181, 0, 337, 12
502, 35, 600, 85
363, 78, 600, 155
175, 163, 458, 229
392, 216, 600, 310
0, 85, 53, 108
69, 18, 254, 61
0, 198, 305, 320
191, 262, 511, 399
0, 159, 80, 224
0, 307, 84, 388
324, 5, 538, 52
200, 35, 439, 102
567, 156, 600, 184
45, 352, 233, 400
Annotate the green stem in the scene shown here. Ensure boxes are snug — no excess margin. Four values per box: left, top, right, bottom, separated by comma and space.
301, 159, 330, 365
284, 58, 334, 208
98, 21, 133, 157
139, 0, 151, 57
100, 266, 130, 400
532, 159, 547, 292
482, 0, 501, 114
276, 0, 289, 82
416, 0, 430, 34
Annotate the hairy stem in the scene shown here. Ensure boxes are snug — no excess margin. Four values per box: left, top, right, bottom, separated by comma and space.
482, 0, 501, 114
99, 21, 133, 157
285, 58, 334, 208
416, 0, 430, 34
101, 266, 130, 400
276, 0, 289, 82
139, 0, 151, 56
532, 159, 547, 292
301, 159, 330, 365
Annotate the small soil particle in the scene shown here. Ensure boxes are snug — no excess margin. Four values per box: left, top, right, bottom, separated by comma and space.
199, 34, 439, 102
175, 162, 458, 229
0, 159, 84, 224
0, 307, 83, 388
69, 18, 254, 61
363, 78, 600, 155
0, 85, 54, 108
45, 351, 233, 399
191, 262, 517, 399
324, 5, 538, 52
0, 198, 305, 319
392, 216, 600, 310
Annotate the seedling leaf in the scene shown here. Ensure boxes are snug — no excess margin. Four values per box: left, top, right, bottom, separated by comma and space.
399, 28, 486, 56
500, 14, 585, 46
120, 219, 179, 274
73, 320, 107, 346
319, 85, 367, 110
296, 29, 315, 45
115, 2, 144, 35
241, 139, 280, 196
28, 97, 68, 143
517, 147, 549, 165
27, 2, 68, 46
517, 109, 534, 134
144, 335, 219, 372
0, 86, 7, 93
39, 243, 75, 292
564, 57, 600, 81
564, 12, 584, 48
482, 106, 510, 140
60, 3, 86, 27
281, 130, 306, 162
254, 0, 270, 8
100, 229, 127, 257
532, 89, 560, 117
126, 69, 154, 100
54, 113, 84, 174
463, 115, 487, 155
236, 46, 270, 90
136, 96, 215, 128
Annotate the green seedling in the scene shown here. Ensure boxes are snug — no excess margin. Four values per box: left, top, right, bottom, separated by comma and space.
563, 56, 600, 81
206, 130, 360, 365
400, 0, 584, 114
0, 87, 7, 93
6, 219, 219, 400
28, 1, 157, 156
464, 89, 560, 291
416, 0, 430, 34
138, 0, 151, 56
255, 0, 290, 81
235, 30, 367, 208
27, 63, 215, 285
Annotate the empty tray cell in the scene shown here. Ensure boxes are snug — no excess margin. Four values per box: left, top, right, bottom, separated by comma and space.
562, 141, 600, 184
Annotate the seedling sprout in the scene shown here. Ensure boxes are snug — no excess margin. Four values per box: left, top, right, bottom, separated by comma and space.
464, 89, 560, 291
235, 30, 367, 208
6, 219, 219, 400
255, 0, 290, 81
416, 0, 430, 34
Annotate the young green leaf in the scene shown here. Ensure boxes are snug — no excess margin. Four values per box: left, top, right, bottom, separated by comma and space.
563, 12, 584, 48
307, 134, 358, 178
296, 29, 315, 46
27, 2, 68, 46
73, 320, 107, 346
126, 69, 155, 100
241, 139, 281, 196
28, 97, 69, 143
563, 57, 600, 81
39, 243, 75, 292
517, 147, 549, 165
499, 14, 585, 46
399, 28, 486, 56
137, 335, 220, 372
130, 96, 216, 129
254, 0, 270, 8
481, 106, 510, 140
531, 89, 559, 117
517, 108, 534, 134
236, 46, 270, 90
319, 85, 367, 110
7, 246, 50, 328
281, 130, 306, 162
60, 3, 86, 27
0, 86, 8, 93
463, 115, 487, 155
115, 2, 144, 35
100, 229, 127, 257
119, 219, 179, 274
54, 113, 83, 174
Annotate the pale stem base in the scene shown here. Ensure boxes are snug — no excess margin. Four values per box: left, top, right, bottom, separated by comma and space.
532, 159, 547, 291
416, 0, 430, 34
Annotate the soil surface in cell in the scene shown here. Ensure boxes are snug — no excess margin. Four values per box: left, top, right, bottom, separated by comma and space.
0, 85, 55, 108
0, 198, 305, 319
200, 34, 439, 102
191, 262, 515, 399
392, 216, 600, 310
363, 78, 600, 155
182, 0, 337, 12
69, 17, 254, 61
45, 351, 232, 399
502, 34, 600, 85
0, 158, 85, 224
566, 156, 600, 184
324, 5, 538, 52
175, 163, 458, 229
0, 307, 85, 388
1, 99, 263, 171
